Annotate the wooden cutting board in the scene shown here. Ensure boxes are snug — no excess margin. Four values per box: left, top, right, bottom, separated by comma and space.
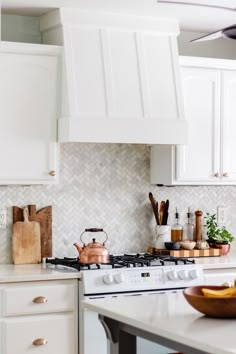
148, 247, 222, 257
12, 207, 41, 264
13, 205, 52, 258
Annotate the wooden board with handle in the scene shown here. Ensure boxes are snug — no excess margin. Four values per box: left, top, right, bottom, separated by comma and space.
12, 207, 41, 264
13, 205, 52, 258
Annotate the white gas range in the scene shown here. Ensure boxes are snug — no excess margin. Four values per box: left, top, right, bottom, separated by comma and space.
47, 253, 205, 354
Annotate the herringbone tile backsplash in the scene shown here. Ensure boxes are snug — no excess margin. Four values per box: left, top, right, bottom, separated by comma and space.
0, 143, 236, 264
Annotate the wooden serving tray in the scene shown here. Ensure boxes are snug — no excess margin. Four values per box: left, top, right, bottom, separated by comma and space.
148, 247, 222, 257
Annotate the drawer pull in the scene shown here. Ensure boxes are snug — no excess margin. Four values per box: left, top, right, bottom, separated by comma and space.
32, 296, 48, 304
32, 338, 48, 346
49, 170, 56, 176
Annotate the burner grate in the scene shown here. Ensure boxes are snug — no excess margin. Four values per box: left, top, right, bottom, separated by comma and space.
46, 253, 195, 270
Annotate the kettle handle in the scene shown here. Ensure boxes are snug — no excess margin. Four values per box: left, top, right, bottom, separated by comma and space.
80, 229, 108, 245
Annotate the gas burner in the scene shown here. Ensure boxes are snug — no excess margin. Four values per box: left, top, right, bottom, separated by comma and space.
46, 257, 80, 270
45, 257, 102, 271
111, 253, 195, 266
46, 253, 195, 271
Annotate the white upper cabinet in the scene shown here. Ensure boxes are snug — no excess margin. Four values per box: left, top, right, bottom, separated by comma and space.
150, 56, 236, 185
0, 42, 61, 184
40, 9, 187, 145
221, 70, 236, 182
175, 65, 221, 183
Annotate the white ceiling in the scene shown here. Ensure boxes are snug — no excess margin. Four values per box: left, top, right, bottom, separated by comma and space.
2, 0, 236, 32
159, 0, 236, 10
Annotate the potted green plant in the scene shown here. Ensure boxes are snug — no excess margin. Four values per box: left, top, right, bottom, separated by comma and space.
204, 213, 235, 255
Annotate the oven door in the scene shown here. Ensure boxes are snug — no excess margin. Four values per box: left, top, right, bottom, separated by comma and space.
79, 289, 184, 354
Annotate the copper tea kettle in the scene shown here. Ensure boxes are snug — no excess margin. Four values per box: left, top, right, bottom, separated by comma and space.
73, 228, 109, 264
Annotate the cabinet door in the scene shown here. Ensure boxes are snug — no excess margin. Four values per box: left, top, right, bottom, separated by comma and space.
176, 67, 221, 183
0, 43, 60, 184
221, 70, 236, 182
4, 314, 76, 354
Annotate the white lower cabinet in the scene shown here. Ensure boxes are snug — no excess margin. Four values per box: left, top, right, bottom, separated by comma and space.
150, 56, 236, 185
5, 314, 75, 354
0, 279, 78, 354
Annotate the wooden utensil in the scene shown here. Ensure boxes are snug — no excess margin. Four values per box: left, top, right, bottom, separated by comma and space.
159, 201, 166, 225
149, 193, 160, 225
12, 207, 41, 264
13, 205, 52, 258
162, 199, 169, 225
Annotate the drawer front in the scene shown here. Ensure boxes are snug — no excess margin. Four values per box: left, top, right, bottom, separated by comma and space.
3, 280, 77, 316
4, 314, 77, 354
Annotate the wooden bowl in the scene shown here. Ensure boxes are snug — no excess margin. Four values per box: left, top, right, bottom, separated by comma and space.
183, 285, 236, 318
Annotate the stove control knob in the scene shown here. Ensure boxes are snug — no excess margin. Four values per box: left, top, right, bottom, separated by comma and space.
167, 270, 178, 281
114, 273, 125, 284
178, 270, 188, 280
103, 274, 114, 284
189, 269, 199, 279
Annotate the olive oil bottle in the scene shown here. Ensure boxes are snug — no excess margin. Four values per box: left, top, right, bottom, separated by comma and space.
171, 208, 183, 242
183, 207, 194, 241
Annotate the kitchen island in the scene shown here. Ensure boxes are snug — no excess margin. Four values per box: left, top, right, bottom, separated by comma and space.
82, 291, 236, 354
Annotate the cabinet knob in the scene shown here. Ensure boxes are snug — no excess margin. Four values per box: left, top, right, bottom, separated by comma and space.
32, 296, 48, 304
222, 172, 229, 177
32, 338, 48, 346
49, 170, 56, 177
214, 172, 219, 177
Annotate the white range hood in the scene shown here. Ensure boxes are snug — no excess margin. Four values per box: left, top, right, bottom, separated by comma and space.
40, 9, 187, 144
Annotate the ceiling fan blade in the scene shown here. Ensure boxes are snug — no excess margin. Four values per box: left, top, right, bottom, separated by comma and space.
191, 24, 236, 43
222, 24, 236, 39
190, 30, 223, 43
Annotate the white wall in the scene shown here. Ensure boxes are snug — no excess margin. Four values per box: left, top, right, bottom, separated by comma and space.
2, 14, 41, 43
3, 14, 236, 60
178, 31, 236, 59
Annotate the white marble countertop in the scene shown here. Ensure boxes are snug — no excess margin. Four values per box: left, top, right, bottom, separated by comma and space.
82, 292, 236, 354
0, 264, 81, 283
193, 254, 236, 268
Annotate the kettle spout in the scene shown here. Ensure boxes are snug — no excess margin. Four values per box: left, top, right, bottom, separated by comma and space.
73, 242, 83, 254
